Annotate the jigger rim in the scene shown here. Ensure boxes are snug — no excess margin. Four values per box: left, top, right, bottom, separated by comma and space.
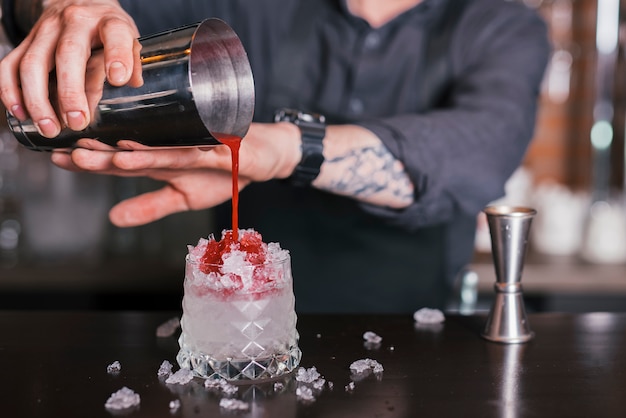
483, 205, 537, 217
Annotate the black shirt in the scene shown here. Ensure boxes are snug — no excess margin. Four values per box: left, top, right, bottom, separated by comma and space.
119, 0, 550, 313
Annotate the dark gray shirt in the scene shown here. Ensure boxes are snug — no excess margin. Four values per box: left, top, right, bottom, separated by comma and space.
120, 0, 550, 313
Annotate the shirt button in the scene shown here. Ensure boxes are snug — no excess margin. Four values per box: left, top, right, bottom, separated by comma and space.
349, 98, 364, 114
364, 32, 381, 50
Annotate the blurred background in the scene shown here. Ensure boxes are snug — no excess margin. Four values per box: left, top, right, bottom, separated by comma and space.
1, 0, 626, 312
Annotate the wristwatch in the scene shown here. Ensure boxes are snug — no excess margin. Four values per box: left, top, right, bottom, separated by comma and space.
274, 108, 326, 187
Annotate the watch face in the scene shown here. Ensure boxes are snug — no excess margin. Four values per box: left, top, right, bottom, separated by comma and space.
298, 111, 326, 124
274, 108, 326, 124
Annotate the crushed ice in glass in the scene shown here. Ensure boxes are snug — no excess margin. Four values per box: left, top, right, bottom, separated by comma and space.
104, 387, 140, 410
204, 378, 238, 396
165, 368, 194, 385
219, 398, 249, 411
156, 317, 181, 338
413, 307, 445, 324
106, 361, 121, 374
158, 360, 174, 378
345, 381, 355, 392
188, 229, 290, 294
169, 399, 181, 413
273, 382, 284, 391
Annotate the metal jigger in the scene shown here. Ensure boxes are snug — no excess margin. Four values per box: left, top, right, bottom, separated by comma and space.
482, 205, 536, 344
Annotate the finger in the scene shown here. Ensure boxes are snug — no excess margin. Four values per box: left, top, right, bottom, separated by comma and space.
115, 140, 152, 150
52, 148, 154, 177
76, 138, 117, 151
111, 147, 223, 170
84, 55, 106, 122
109, 186, 189, 227
51, 148, 115, 172
70, 147, 167, 177
0, 44, 31, 120
69, 147, 117, 171
54, 18, 94, 131
128, 39, 144, 88
19, 20, 62, 137
99, 17, 141, 86
50, 150, 82, 172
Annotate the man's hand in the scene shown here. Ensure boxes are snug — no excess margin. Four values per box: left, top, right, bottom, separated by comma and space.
0, 0, 141, 137
49, 122, 302, 226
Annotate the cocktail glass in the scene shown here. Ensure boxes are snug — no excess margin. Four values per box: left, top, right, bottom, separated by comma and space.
176, 251, 301, 382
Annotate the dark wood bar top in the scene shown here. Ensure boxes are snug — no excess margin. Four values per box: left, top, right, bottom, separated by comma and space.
1, 310, 626, 418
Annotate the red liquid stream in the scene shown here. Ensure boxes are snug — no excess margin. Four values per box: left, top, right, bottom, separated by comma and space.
213, 133, 242, 242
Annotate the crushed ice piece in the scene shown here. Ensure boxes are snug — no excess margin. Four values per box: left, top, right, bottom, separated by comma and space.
312, 378, 326, 390
221, 384, 238, 396
296, 386, 315, 402
388, 346, 395, 352
273, 382, 284, 391
104, 387, 140, 410
158, 360, 174, 377
295, 367, 321, 383
203, 379, 222, 390
363, 331, 382, 344
106, 361, 121, 374
169, 399, 181, 413
156, 317, 181, 338
107, 360, 121, 374
219, 398, 249, 411
204, 378, 238, 396
413, 307, 445, 324
165, 368, 194, 385
350, 359, 384, 375
345, 381, 355, 392
327, 381, 334, 390
295, 366, 327, 402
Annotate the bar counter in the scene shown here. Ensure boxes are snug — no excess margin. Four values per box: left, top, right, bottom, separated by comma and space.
1, 310, 625, 417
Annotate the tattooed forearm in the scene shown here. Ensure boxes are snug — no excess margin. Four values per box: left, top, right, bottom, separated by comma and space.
316, 143, 414, 209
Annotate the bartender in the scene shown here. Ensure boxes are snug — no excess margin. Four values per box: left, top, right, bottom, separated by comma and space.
0, 0, 550, 313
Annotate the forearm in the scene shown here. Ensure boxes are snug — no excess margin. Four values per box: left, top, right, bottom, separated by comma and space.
313, 124, 414, 209
269, 121, 414, 209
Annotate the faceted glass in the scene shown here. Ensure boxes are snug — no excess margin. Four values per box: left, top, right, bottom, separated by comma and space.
177, 252, 301, 381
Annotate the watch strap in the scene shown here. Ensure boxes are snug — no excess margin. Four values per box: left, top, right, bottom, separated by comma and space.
275, 108, 326, 187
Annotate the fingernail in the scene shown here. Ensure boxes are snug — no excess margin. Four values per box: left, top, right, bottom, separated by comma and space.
66, 111, 87, 130
108, 61, 128, 84
35, 118, 60, 138
10, 104, 27, 120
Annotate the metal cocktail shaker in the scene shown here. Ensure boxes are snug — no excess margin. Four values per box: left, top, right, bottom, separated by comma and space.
6, 18, 255, 151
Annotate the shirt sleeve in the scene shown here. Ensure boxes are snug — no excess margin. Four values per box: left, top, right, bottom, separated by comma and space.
355, 2, 551, 231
